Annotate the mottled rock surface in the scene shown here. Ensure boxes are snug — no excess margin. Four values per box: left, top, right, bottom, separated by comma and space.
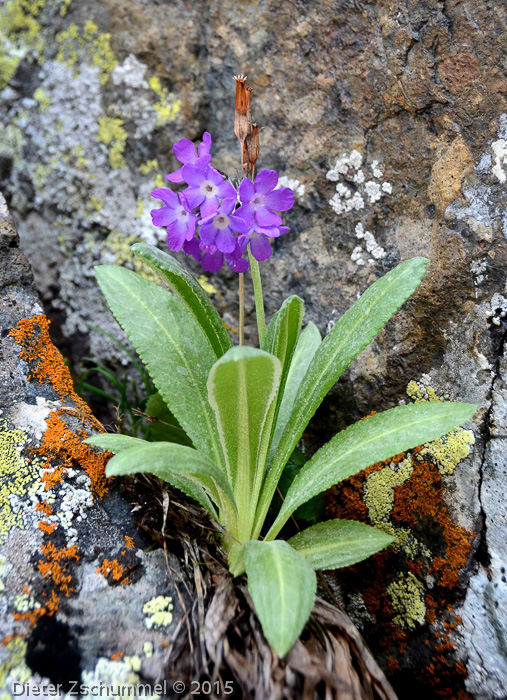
0, 193, 187, 696
1, 0, 506, 697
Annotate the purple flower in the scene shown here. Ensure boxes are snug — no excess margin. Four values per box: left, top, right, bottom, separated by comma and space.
166, 132, 212, 183
239, 225, 290, 262
150, 188, 197, 252
180, 164, 237, 219
236, 170, 294, 228
183, 238, 249, 274
199, 199, 248, 253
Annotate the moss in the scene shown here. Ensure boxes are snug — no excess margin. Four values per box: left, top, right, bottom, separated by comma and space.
33, 87, 50, 111
387, 572, 426, 629
98, 117, 127, 170
149, 75, 181, 125
0, 421, 41, 543
143, 595, 174, 629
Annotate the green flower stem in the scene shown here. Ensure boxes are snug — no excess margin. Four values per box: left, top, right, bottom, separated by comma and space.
239, 272, 245, 346
248, 247, 266, 346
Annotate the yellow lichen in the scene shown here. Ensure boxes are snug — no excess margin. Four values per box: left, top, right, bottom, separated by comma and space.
0, 421, 41, 543
198, 275, 219, 296
98, 117, 127, 170
0, 0, 44, 88
416, 428, 475, 476
364, 456, 413, 525
56, 20, 117, 84
33, 87, 50, 111
0, 637, 31, 698
139, 159, 159, 175
136, 199, 144, 219
149, 75, 181, 125
103, 231, 159, 283
142, 596, 173, 629
387, 572, 426, 629
153, 173, 165, 189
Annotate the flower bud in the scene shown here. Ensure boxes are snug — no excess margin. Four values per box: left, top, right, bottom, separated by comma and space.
248, 123, 260, 169
234, 75, 251, 144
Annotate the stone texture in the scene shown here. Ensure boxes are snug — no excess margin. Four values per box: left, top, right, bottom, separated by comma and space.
0, 192, 187, 696
1, 0, 506, 697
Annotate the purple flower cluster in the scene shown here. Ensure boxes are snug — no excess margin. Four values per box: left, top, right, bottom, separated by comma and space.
150, 133, 294, 273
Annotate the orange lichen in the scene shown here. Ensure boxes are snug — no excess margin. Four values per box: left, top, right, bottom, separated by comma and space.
124, 535, 135, 548
37, 410, 110, 498
9, 315, 88, 412
9, 314, 110, 497
327, 445, 474, 698
97, 558, 131, 585
38, 543, 80, 597
37, 520, 58, 534
111, 652, 124, 661
35, 501, 53, 516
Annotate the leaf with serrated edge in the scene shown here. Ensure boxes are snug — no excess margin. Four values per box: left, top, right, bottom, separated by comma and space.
85, 434, 217, 517
288, 519, 394, 570
266, 401, 476, 539
132, 243, 232, 358
244, 540, 316, 657
207, 347, 281, 541
269, 322, 321, 466
94, 265, 224, 469
254, 257, 429, 537
105, 441, 234, 507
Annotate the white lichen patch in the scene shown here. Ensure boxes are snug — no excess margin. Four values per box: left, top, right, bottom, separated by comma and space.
142, 596, 174, 630
492, 138, 507, 183
354, 223, 386, 264
327, 150, 392, 216
277, 175, 306, 200
8, 398, 57, 441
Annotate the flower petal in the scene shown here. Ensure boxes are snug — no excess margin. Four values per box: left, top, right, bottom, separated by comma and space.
217, 180, 237, 201
250, 234, 273, 261
238, 177, 255, 203
255, 225, 280, 239
264, 187, 295, 212
255, 207, 283, 227
173, 138, 197, 164
183, 186, 205, 210
229, 214, 248, 233
235, 203, 255, 227
254, 169, 278, 194
151, 206, 177, 227
198, 132, 212, 157
151, 187, 178, 207
220, 198, 237, 216
207, 166, 225, 185
225, 252, 249, 273
185, 215, 197, 240
166, 168, 184, 183
200, 195, 220, 219
182, 163, 206, 186
201, 249, 223, 273
199, 223, 218, 246
216, 228, 237, 254
166, 220, 188, 251
183, 238, 201, 261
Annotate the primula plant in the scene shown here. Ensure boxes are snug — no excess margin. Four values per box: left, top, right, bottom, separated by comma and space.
87, 77, 476, 657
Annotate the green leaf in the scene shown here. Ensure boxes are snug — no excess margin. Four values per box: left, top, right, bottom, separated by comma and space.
106, 440, 234, 506
266, 400, 477, 539
85, 434, 217, 517
94, 265, 223, 468
131, 243, 232, 358
207, 347, 281, 541
274, 447, 324, 524
269, 322, 321, 466
144, 392, 193, 446
255, 257, 429, 537
262, 295, 305, 398
288, 519, 394, 570
244, 540, 316, 658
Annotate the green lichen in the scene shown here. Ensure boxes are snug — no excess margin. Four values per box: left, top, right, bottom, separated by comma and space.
149, 76, 181, 125
55, 23, 80, 67
98, 117, 127, 170
0, 420, 40, 542
59, 0, 72, 17
143, 595, 173, 630
0, 123, 24, 161
387, 572, 426, 629
0, 638, 31, 700
33, 87, 50, 111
